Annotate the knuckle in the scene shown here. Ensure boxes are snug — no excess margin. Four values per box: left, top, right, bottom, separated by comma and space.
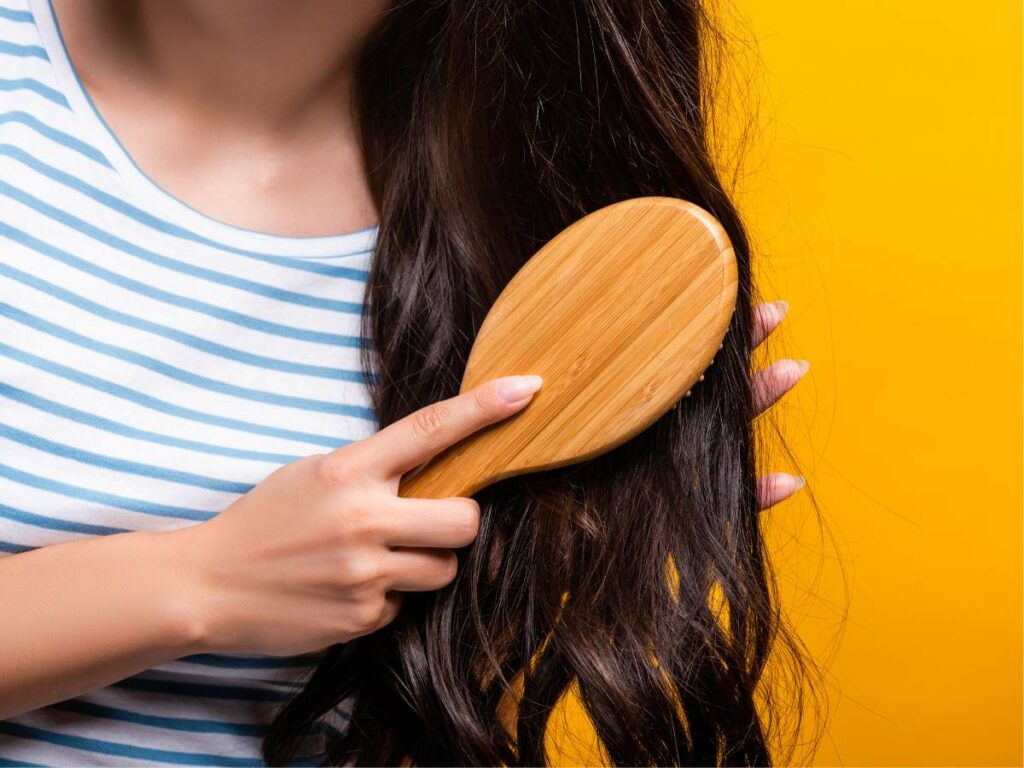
337, 553, 384, 590
375, 596, 401, 630
410, 406, 446, 444
472, 384, 500, 415
343, 502, 389, 543
316, 451, 360, 489
330, 506, 360, 546
352, 597, 387, 634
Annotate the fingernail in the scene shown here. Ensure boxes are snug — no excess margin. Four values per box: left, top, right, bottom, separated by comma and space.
794, 475, 806, 490
795, 359, 810, 377
773, 300, 789, 320
496, 374, 544, 403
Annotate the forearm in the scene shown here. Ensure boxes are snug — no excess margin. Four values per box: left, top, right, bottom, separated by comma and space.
0, 528, 207, 720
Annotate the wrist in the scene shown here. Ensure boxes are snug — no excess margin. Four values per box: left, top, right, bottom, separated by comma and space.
139, 524, 217, 656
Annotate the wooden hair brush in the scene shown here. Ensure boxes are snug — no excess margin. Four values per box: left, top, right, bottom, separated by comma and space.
398, 196, 737, 500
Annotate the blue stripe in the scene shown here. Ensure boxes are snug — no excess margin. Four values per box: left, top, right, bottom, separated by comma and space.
0, 721, 269, 767
0, 220, 367, 347
0, 111, 108, 164
114, 676, 296, 703
0, 463, 213, 522
0, 758, 50, 767
0, 39, 46, 59
179, 652, 323, 670
0, 382, 303, 464
0, 341, 354, 448
0, 302, 376, 418
0, 77, 68, 106
48, 699, 268, 737
0, 7, 33, 22
0, 539, 31, 554
0, 179, 365, 312
0, 144, 373, 277
0, 260, 368, 382
48, 697, 347, 738
0, 501, 129, 536
0, 422, 254, 493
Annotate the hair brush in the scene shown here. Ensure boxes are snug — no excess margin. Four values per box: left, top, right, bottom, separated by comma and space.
398, 196, 736, 499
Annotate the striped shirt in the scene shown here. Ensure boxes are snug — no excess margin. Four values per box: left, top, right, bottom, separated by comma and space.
0, 0, 379, 763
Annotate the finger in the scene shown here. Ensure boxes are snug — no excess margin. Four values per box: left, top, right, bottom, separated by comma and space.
371, 592, 404, 632
385, 547, 460, 592
757, 472, 806, 510
378, 497, 480, 549
752, 358, 809, 414
752, 300, 788, 348
358, 375, 543, 479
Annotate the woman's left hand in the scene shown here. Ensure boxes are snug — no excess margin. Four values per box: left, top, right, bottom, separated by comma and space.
750, 300, 810, 510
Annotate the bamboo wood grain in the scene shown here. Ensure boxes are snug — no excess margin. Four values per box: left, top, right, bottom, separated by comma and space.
397, 196, 737, 500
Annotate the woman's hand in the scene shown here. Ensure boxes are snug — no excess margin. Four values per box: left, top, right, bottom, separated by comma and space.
169, 375, 544, 658
750, 300, 810, 510
169, 307, 801, 657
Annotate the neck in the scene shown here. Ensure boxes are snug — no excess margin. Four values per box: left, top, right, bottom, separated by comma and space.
51, 0, 390, 133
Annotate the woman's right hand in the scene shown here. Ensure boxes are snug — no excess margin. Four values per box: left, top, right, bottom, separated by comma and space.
169, 374, 544, 658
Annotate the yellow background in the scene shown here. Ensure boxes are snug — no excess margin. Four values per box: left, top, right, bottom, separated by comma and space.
736, 0, 1022, 764
548, 0, 1023, 764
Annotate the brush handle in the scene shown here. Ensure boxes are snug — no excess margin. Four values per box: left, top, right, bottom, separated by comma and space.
396, 407, 533, 499
396, 455, 478, 499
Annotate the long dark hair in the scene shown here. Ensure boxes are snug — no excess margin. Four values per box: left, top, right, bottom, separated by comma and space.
263, 1, 814, 764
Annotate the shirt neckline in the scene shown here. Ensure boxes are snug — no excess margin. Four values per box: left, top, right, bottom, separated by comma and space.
27, 0, 379, 259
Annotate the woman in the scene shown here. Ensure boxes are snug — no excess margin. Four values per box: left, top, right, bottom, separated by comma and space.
0, 0, 811, 765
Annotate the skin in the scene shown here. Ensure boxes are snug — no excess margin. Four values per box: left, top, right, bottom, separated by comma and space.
53, 0, 385, 236
0, 0, 809, 720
